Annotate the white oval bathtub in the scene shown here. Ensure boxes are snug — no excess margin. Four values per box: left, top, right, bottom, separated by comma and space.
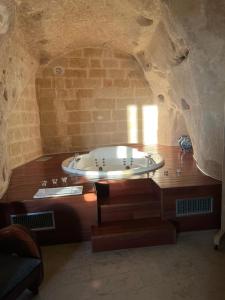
62, 146, 164, 179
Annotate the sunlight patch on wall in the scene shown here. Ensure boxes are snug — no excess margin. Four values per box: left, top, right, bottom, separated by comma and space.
142, 105, 158, 145
127, 105, 138, 143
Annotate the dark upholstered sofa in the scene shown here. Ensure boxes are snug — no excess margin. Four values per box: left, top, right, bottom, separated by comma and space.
0, 225, 43, 300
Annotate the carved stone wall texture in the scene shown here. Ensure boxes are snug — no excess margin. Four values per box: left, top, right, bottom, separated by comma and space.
0, 0, 38, 197
1, 0, 225, 198
165, 0, 225, 180
36, 47, 187, 154
7, 78, 42, 169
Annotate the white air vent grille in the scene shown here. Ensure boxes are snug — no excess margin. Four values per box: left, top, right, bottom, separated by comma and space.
10, 211, 55, 231
176, 197, 213, 217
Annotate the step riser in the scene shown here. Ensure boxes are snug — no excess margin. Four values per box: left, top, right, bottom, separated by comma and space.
100, 194, 158, 205
108, 179, 156, 198
92, 230, 176, 252
110, 189, 154, 198
101, 204, 161, 222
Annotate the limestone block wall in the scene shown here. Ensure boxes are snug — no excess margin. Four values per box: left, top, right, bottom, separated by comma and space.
0, 1, 39, 197
7, 78, 42, 169
36, 47, 188, 154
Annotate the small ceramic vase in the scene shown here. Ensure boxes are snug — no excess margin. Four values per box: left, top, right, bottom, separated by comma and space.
178, 135, 192, 151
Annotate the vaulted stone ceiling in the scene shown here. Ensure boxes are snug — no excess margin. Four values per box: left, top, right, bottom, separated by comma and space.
1, 0, 225, 196
16, 0, 162, 62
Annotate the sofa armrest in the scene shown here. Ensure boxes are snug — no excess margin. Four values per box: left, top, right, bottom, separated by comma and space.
0, 224, 41, 259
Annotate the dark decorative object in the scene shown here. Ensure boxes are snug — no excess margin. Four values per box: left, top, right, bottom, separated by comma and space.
136, 16, 153, 27
178, 135, 192, 151
174, 49, 190, 65
181, 98, 190, 110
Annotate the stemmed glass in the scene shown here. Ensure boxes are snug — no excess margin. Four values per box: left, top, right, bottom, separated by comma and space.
41, 180, 47, 188
40, 180, 48, 196
61, 177, 68, 185
74, 152, 80, 161
52, 178, 58, 185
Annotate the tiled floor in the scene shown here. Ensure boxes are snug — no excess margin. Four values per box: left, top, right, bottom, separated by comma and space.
19, 230, 225, 300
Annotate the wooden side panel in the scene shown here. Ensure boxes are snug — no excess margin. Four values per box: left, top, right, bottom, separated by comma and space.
162, 185, 221, 231
0, 194, 97, 244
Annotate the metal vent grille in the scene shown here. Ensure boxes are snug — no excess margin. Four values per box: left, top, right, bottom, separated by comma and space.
10, 211, 55, 231
176, 197, 213, 217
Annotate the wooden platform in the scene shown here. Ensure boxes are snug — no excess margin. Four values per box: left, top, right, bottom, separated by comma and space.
92, 218, 176, 252
0, 156, 97, 244
96, 146, 222, 233
0, 145, 222, 247
98, 179, 161, 223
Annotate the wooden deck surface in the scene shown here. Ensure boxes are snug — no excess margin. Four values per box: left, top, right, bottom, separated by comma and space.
142, 145, 221, 189
1, 145, 221, 202
0, 145, 222, 244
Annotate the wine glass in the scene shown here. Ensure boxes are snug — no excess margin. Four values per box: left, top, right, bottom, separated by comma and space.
74, 152, 80, 161
52, 178, 58, 185
61, 177, 68, 185
40, 180, 48, 196
41, 180, 47, 188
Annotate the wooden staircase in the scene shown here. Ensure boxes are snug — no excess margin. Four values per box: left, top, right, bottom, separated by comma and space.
92, 179, 176, 252
100, 194, 161, 223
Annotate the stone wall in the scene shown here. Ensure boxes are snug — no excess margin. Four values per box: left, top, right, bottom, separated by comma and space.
7, 78, 42, 169
36, 47, 187, 154
0, 0, 39, 197
161, 0, 225, 180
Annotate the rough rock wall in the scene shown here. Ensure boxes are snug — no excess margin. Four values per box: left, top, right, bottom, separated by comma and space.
1, 0, 225, 198
135, 0, 225, 180
170, 0, 225, 180
14, 0, 224, 181
36, 47, 187, 154
15, 0, 163, 63
0, 0, 39, 197
7, 77, 42, 169
167, 0, 225, 179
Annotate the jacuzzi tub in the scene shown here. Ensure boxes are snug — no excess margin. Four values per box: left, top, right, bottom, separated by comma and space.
62, 146, 164, 179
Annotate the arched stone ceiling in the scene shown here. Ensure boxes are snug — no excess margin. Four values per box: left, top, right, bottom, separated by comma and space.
16, 0, 162, 63
0, 0, 225, 198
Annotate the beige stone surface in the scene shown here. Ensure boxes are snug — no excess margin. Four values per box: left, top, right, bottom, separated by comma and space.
0, 0, 39, 196
0, 0, 225, 197
142, 0, 225, 180
7, 78, 42, 169
18, 231, 225, 300
36, 47, 187, 154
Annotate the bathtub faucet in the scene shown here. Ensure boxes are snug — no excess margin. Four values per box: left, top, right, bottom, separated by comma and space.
74, 152, 80, 162
145, 153, 155, 165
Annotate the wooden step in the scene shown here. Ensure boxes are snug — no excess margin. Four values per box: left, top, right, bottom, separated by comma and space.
91, 218, 176, 252
100, 193, 157, 206
108, 179, 155, 198
100, 194, 161, 222
96, 179, 157, 199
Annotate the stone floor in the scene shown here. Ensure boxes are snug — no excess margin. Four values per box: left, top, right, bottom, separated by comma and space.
18, 230, 225, 300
